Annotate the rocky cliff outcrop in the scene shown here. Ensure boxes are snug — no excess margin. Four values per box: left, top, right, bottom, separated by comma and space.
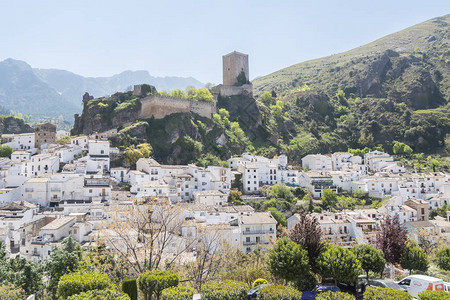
0, 116, 33, 135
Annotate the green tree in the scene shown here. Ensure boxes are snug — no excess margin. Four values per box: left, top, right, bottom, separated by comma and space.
351, 244, 386, 279
235, 71, 249, 86
123, 143, 152, 167
122, 277, 138, 300
418, 291, 450, 300
321, 189, 338, 209
393, 142, 413, 156
201, 280, 247, 300
46, 236, 82, 293
317, 291, 355, 300
364, 287, 412, 300
1, 257, 43, 295
260, 92, 274, 106
400, 244, 429, 274
267, 237, 310, 284
257, 285, 302, 300
185, 86, 196, 98
138, 270, 179, 300
435, 247, 450, 271
170, 89, 187, 99
266, 207, 286, 227
161, 285, 194, 300
56, 136, 71, 145
191, 88, 214, 103
57, 271, 112, 299
0, 145, 13, 157
317, 245, 362, 285
66, 289, 131, 300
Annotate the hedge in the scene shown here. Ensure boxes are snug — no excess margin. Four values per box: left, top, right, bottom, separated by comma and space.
253, 278, 269, 288
419, 291, 450, 300
201, 280, 248, 300
122, 277, 138, 300
57, 271, 113, 299
316, 291, 356, 300
138, 270, 179, 300
257, 285, 302, 300
364, 286, 412, 300
161, 285, 195, 300
66, 289, 131, 300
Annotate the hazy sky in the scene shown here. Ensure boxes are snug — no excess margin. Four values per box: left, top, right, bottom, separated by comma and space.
1, 0, 448, 83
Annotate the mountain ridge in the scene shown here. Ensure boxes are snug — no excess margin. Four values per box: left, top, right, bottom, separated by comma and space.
0, 58, 204, 123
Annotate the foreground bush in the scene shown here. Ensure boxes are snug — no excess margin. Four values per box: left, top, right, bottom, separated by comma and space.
57, 271, 113, 299
161, 285, 195, 300
138, 270, 179, 300
253, 278, 269, 288
419, 291, 450, 300
66, 289, 131, 300
364, 286, 412, 300
201, 280, 247, 300
257, 285, 302, 300
122, 277, 138, 300
316, 291, 355, 300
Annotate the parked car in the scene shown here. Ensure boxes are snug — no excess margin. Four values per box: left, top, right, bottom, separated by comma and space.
301, 284, 341, 300
367, 279, 405, 291
321, 276, 366, 299
247, 284, 270, 299
397, 275, 445, 298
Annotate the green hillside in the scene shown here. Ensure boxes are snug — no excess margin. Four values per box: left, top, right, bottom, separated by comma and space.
252, 15, 450, 157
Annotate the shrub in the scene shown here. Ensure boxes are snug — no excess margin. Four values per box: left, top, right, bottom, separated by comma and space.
57, 271, 113, 299
435, 247, 450, 271
0, 284, 25, 300
253, 278, 269, 288
364, 286, 412, 300
257, 285, 302, 300
201, 280, 247, 300
161, 285, 195, 300
419, 291, 450, 300
122, 277, 138, 300
66, 289, 131, 300
316, 291, 355, 300
138, 270, 179, 300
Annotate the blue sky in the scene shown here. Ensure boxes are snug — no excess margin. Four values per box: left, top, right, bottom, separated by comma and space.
1, 0, 448, 83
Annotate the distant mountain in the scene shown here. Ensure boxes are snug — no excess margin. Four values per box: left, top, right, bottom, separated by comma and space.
0, 58, 204, 123
0, 59, 79, 121
33, 68, 205, 108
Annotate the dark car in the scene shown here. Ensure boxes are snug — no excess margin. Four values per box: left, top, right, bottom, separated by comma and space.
301, 285, 341, 300
320, 277, 366, 300
247, 284, 270, 299
368, 279, 406, 290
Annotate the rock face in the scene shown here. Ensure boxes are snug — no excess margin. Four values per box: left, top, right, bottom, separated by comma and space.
71, 92, 141, 135
0, 116, 33, 135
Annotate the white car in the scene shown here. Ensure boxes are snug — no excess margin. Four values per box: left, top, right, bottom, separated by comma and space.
397, 275, 445, 298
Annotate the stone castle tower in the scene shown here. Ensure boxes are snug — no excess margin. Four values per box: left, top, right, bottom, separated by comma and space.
222, 51, 249, 86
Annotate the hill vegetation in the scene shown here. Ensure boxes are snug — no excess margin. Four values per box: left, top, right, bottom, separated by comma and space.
72, 15, 449, 166
253, 15, 450, 158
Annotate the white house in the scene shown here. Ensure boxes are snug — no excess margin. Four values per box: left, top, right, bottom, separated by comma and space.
302, 154, 332, 171
193, 190, 228, 206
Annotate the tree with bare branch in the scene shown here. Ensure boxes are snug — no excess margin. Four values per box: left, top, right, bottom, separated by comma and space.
102, 197, 195, 274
